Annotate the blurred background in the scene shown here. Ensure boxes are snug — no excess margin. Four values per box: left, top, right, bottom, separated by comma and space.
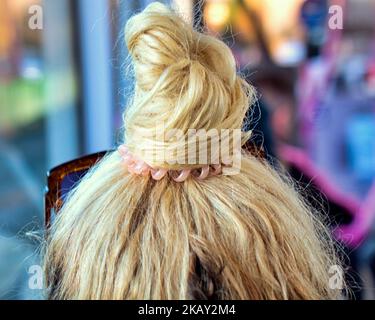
1, 0, 375, 299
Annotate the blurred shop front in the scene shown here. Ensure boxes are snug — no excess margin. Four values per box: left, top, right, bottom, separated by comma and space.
1, 0, 79, 299
1, 0, 375, 299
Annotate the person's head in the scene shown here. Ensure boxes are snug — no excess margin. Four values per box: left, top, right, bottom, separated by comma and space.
44, 2, 343, 299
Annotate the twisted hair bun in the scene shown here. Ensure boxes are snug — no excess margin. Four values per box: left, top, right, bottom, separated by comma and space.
124, 2, 254, 169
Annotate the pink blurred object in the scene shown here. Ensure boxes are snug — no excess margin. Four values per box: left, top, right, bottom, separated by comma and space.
278, 144, 375, 248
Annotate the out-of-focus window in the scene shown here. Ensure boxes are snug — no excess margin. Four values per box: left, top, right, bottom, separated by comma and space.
0, 0, 80, 299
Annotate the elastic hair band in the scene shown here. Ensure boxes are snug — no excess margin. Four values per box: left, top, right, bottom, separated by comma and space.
118, 145, 223, 182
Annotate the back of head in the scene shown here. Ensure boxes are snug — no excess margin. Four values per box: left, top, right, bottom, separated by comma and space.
44, 2, 342, 299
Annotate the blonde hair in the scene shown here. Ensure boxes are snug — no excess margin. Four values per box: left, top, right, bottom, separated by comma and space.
44, 2, 343, 299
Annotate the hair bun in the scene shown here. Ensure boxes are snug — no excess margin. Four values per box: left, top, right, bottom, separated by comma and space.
124, 2, 254, 169
125, 2, 193, 91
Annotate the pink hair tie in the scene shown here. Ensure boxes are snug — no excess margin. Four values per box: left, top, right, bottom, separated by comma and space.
127, 162, 138, 175
118, 145, 128, 156
197, 166, 210, 180
118, 146, 132, 165
151, 168, 168, 180
117, 145, 224, 182
210, 164, 222, 176
173, 169, 191, 182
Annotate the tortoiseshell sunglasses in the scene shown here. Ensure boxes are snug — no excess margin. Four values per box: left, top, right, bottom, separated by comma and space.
44, 143, 265, 229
